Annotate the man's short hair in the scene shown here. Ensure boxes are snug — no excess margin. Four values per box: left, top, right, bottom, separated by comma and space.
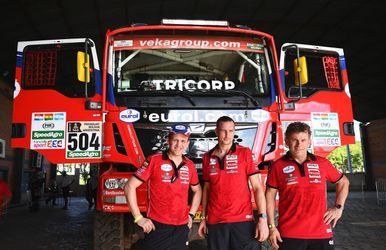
285, 122, 311, 138
216, 116, 235, 127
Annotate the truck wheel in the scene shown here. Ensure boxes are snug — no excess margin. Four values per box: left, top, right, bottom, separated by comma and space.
93, 212, 144, 250
94, 211, 124, 250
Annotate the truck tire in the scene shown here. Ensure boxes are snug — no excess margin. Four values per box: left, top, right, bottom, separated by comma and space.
94, 212, 144, 250
94, 211, 124, 250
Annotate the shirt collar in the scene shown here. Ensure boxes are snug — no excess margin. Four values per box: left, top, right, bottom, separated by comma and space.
282, 151, 316, 162
208, 143, 237, 156
162, 150, 188, 163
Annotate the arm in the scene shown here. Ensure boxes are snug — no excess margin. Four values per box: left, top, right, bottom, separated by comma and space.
249, 174, 269, 241
124, 177, 155, 233
324, 175, 350, 227
188, 184, 202, 228
265, 187, 282, 249
198, 182, 210, 238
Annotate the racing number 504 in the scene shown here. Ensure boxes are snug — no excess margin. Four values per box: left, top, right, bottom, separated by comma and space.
67, 133, 100, 151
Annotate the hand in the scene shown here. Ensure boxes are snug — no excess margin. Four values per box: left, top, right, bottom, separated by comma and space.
268, 228, 283, 249
255, 218, 269, 242
324, 207, 343, 228
137, 217, 156, 233
188, 215, 193, 229
198, 220, 208, 238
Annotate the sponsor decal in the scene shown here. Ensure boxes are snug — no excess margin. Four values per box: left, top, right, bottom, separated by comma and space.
66, 151, 100, 158
120, 109, 140, 123
114, 40, 133, 47
247, 43, 264, 50
310, 179, 322, 184
141, 79, 235, 91
311, 112, 341, 147
283, 165, 295, 174
31, 112, 66, 150
34, 114, 44, 121
251, 109, 270, 122
226, 155, 237, 160
66, 121, 102, 159
144, 109, 266, 123
103, 190, 125, 195
42, 122, 55, 129
246, 214, 253, 219
161, 164, 173, 172
329, 240, 334, 245
226, 169, 238, 174
210, 158, 217, 165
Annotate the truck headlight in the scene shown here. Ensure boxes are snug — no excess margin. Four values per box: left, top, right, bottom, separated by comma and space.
104, 178, 129, 190
104, 179, 119, 189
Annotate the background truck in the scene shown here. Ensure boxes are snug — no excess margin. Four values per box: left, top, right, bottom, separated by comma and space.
12, 19, 355, 249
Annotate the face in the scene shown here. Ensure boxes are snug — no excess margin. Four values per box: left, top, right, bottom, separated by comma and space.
215, 121, 235, 147
167, 133, 190, 157
285, 131, 311, 158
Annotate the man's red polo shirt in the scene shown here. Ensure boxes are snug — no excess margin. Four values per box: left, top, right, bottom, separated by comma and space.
134, 151, 199, 225
202, 143, 260, 224
267, 152, 343, 239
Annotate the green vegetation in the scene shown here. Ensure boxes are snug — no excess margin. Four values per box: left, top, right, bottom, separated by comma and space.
327, 142, 364, 173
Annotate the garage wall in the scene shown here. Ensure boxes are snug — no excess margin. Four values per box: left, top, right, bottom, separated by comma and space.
362, 118, 386, 186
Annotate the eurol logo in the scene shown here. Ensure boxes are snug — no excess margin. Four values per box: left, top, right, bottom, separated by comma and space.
119, 109, 140, 123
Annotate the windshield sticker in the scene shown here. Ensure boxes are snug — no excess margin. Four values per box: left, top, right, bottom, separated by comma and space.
66, 121, 102, 159
120, 109, 140, 123
31, 112, 66, 150
251, 109, 270, 122
311, 112, 341, 147
113, 35, 264, 52
141, 109, 269, 123
140, 79, 235, 91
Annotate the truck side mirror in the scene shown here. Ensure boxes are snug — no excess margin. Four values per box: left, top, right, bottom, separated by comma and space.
77, 51, 90, 83
294, 56, 308, 86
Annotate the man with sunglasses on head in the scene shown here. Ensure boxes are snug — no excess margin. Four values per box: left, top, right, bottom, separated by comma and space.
124, 124, 202, 250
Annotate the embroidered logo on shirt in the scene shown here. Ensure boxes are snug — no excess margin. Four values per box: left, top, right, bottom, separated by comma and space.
283, 165, 295, 174
161, 164, 173, 172
307, 163, 321, 179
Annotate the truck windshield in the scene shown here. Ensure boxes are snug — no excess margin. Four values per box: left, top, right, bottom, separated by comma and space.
113, 41, 271, 108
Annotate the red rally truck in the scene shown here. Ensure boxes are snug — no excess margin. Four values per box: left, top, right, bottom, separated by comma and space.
12, 19, 355, 249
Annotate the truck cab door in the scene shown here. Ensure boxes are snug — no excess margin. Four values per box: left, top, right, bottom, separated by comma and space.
279, 43, 355, 153
12, 38, 103, 164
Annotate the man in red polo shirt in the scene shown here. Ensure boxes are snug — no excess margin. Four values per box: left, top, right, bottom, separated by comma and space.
198, 116, 268, 250
124, 124, 202, 250
266, 122, 350, 250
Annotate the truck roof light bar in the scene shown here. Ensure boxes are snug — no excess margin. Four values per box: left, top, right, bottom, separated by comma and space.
162, 19, 229, 27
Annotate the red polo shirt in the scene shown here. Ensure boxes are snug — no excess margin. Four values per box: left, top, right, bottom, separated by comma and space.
267, 152, 343, 239
134, 151, 199, 225
202, 143, 260, 224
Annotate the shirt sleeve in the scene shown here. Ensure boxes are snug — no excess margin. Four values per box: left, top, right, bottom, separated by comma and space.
134, 156, 153, 182
190, 163, 200, 185
266, 161, 280, 189
245, 148, 260, 176
324, 158, 343, 183
202, 153, 210, 182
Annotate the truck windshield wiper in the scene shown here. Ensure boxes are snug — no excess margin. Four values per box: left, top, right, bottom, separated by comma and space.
121, 90, 196, 106
165, 90, 196, 106
204, 90, 259, 107
227, 90, 259, 106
